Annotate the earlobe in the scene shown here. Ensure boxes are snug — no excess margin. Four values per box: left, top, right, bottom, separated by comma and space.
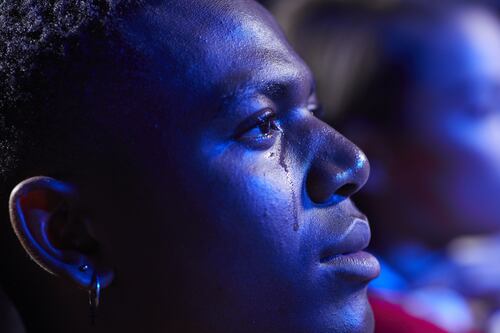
9, 176, 113, 290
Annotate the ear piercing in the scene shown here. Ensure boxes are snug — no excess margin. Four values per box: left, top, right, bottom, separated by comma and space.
88, 270, 101, 325
79, 264, 100, 325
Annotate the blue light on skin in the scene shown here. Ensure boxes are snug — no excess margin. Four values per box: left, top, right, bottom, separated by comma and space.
5, 1, 379, 333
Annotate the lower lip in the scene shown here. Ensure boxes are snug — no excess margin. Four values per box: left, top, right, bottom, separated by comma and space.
322, 251, 380, 282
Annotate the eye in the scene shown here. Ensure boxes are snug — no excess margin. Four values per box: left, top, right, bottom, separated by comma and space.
235, 109, 282, 147
308, 103, 324, 118
248, 113, 280, 137
307, 94, 324, 118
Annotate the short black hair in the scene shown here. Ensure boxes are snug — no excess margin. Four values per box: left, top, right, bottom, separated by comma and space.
0, 0, 142, 185
0, 0, 148, 314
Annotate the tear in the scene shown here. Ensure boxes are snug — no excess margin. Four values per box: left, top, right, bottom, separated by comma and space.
279, 134, 299, 231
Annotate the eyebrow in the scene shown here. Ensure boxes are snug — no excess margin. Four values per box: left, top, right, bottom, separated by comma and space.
214, 72, 316, 120
225, 81, 291, 103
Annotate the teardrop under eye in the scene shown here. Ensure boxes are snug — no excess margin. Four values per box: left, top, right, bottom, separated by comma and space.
234, 109, 282, 147
235, 109, 282, 150
256, 114, 281, 135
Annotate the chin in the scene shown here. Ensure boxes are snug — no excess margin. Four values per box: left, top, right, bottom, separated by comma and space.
335, 293, 374, 333
297, 288, 375, 333
342, 299, 375, 333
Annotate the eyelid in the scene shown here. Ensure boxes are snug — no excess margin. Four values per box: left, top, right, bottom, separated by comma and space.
233, 108, 277, 139
307, 93, 324, 118
309, 103, 324, 118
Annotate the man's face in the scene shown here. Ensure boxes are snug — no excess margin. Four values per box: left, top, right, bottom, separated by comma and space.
401, 8, 500, 237
94, 1, 377, 332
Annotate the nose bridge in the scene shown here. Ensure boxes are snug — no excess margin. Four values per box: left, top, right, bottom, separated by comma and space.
303, 119, 370, 206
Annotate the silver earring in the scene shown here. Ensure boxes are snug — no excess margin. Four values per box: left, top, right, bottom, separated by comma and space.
88, 270, 101, 325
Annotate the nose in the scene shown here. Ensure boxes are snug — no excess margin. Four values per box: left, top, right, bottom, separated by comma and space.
306, 133, 370, 205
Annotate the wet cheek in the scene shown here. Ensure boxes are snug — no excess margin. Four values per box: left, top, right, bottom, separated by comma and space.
201, 147, 307, 267
207, 143, 296, 219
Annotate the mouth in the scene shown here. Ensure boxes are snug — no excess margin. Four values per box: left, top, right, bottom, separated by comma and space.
319, 218, 380, 282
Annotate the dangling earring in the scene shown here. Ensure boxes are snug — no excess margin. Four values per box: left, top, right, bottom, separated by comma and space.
88, 269, 101, 325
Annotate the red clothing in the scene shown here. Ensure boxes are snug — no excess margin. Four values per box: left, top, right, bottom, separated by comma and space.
370, 294, 449, 333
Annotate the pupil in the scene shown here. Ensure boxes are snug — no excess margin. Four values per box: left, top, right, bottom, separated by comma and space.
259, 120, 271, 134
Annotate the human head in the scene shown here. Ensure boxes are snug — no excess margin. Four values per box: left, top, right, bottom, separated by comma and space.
0, 1, 377, 332
284, 1, 500, 247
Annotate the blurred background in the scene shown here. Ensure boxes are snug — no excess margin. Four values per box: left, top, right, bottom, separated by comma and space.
258, 0, 500, 332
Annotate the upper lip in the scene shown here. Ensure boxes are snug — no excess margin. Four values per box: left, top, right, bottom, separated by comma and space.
319, 217, 371, 263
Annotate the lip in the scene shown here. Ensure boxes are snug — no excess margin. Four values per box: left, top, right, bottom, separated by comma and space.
321, 251, 380, 281
319, 218, 380, 281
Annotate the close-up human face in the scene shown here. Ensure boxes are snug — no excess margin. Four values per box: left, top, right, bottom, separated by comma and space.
401, 8, 500, 237
90, 1, 378, 332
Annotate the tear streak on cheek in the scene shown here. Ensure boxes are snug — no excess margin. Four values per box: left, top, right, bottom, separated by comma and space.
278, 135, 299, 231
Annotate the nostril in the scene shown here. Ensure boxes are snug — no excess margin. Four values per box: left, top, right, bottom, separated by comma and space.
327, 183, 359, 205
306, 175, 358, 205
306, 153, 369, 205
306, 137, 370, 206
306, 165, 361, 205
335, 183, 358, 198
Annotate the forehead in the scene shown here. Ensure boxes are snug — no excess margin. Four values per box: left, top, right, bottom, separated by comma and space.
118, 0, 310, 109
416, 8, 500, 88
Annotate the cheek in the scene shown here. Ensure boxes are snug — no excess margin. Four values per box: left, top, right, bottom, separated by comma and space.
422, 114, 500, 228
417, 111, 500, 178
203, 143, 297, 238
440, 115, 500, 186
169, 140, 316, 319
183, 137, 308, 271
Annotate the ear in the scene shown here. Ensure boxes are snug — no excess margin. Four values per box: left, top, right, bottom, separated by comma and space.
9, 176, 114, 290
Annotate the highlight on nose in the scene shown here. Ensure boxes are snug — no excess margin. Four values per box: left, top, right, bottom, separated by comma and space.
306, 151, 370, 205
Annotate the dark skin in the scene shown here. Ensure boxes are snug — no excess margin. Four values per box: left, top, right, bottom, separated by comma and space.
7, 1, 378, 332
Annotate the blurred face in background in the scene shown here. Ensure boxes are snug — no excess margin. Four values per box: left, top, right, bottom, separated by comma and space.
401, 8, 500, 237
